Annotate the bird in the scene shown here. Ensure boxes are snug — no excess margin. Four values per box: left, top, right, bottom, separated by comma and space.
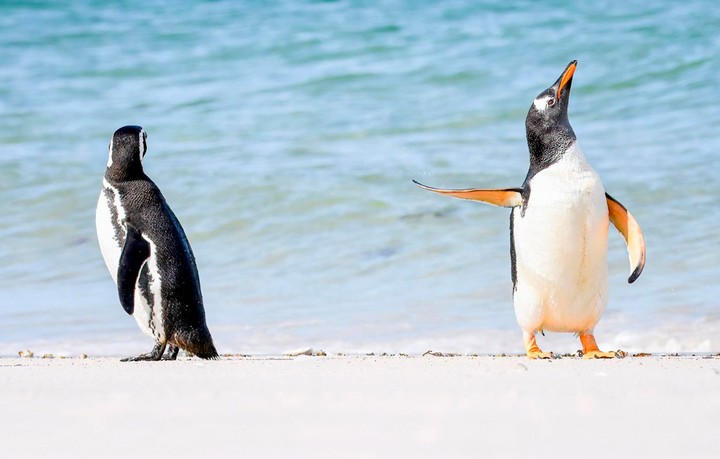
414, 61, 645, 359
96, 125, 218, 361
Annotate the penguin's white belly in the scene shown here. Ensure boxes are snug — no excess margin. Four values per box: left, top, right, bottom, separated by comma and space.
513, 150, 609, 333
96, 182, 125, 282
96, 182, 164, 341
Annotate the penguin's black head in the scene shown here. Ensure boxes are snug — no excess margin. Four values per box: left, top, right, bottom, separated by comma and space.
106, 125, 148, 180
525, 61, 577, 167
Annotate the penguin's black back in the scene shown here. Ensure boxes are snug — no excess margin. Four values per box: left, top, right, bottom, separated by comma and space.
108, 171, 217, 359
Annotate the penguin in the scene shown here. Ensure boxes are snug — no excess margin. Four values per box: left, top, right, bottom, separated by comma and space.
96, 125, 218, 361
414, 61, 646, 359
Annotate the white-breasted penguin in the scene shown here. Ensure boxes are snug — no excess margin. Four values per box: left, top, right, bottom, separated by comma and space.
414, 61, 646, 359
96, 125, 218, 361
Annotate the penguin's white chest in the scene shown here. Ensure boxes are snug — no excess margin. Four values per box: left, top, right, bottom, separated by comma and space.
512, 144, 609, 333
96, 179, 126, 281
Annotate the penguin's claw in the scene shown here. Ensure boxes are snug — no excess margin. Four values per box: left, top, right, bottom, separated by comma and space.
120, 342, 166, 362
582, 350, 616, 359
527, 350, 554, 360
120, 353, 162, 362
161, 345, 180, 361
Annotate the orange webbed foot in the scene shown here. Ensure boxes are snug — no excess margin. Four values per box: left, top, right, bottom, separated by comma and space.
580, 334, 615, 359
527, 350, 554, 359
582, 350, 616, 359
523, 332, 553, 360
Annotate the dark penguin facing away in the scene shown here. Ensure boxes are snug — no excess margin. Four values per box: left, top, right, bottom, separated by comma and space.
414, 61, 646, 359
96, 125, 218, 361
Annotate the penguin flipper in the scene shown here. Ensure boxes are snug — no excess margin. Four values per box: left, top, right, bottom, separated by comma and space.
412, 180, 523, 208
606, 193, 646, 283
117, 224, 151, 315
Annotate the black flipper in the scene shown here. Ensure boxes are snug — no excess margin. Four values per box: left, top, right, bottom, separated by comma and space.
117, 224, 151, 315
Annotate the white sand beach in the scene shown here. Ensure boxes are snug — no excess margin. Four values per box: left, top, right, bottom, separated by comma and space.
2, 354, 719, 459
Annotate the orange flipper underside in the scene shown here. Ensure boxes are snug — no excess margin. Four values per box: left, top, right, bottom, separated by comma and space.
606, 193, 646, 283
412, 180, 523, 208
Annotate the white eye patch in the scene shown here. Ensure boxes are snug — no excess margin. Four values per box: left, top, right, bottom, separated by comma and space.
533, 95, 554, 111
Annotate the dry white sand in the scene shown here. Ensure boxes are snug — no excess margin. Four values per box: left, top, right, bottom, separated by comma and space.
1, 354, 719, 459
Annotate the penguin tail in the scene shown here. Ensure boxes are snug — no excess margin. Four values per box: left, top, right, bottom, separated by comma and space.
173, 328, 219, 360
189, 340, 219, 360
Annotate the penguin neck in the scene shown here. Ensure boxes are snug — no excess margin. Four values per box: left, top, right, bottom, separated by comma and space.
526, 125, 576, 174
104, 162, 147, 183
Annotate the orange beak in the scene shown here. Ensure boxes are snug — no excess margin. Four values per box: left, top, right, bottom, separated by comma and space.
557, 61, 577, 100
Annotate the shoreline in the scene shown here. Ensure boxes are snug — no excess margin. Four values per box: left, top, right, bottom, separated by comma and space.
2, 355, 718, 458
0, 347, 720, 363
5, 312, 720, 359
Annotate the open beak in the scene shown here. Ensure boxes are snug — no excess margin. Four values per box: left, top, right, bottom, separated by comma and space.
556, 60, 577, 100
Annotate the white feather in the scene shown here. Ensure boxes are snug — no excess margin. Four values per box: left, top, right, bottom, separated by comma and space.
95, 179, 125, 282
142, 238, 165, 341
513, 143, 609, 334
533, 95, 553, 112
121, 239, 164, 341
106, 142, 113, 168
138, 130, 146, 163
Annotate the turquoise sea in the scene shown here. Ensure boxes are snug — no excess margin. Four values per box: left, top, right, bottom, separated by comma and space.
1, 1, 718, 356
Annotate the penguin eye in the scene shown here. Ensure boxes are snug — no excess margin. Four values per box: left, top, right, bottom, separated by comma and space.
547, 98, 556, 107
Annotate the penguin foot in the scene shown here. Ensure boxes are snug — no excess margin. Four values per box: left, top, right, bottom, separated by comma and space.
582, 350, 616, 359
523, 332, 553, 359
579, 334, 615, 359
527, 350, 554, 360
120, 342, 166, 362
161, 345, 180, 361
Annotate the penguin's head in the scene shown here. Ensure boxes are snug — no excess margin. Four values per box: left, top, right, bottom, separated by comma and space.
106, 125, 148, 179
525, 61, 578, 163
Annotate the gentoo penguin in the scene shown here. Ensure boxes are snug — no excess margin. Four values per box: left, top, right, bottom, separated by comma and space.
96, 125, 218, 361
414, 61, 646, 359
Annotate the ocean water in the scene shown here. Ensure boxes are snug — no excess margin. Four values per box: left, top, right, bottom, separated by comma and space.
1, 0, 718, 356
